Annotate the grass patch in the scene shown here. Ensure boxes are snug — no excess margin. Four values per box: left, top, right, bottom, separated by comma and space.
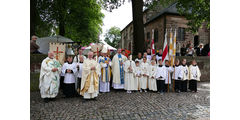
30, 73, 40, 92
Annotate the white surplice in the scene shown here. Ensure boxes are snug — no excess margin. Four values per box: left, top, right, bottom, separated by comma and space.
189, 65, 201, 81
172, 65, 183, 80
180, 65, 189, 81
39, 57, 61, 98
61, 62, 77, 84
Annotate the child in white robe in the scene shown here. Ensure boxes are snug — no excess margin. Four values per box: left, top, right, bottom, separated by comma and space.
135, 52, 143, 64
76, 56, 84, 94
180, 59, 189, 92
140, 57, 149, 92
124, 55, 135, 93
62, 55, 77, 98
148, 60, 157, 91
164, 60, 174, 92
172, 59, 183, 93
189, 60, 201, 92
134, 60, 141, 91
156, 59, 166, 93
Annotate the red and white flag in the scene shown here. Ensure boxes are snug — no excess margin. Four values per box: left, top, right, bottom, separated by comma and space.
162, 29, 168, 64
151, 29, 155, 55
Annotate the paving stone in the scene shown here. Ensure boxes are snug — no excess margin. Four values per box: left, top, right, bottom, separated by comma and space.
31, 82, 210, 120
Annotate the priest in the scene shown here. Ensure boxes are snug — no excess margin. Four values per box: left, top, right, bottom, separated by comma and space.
80, 52, 101, 99
111, 48, 127, 89
98, 46, 112, 93
73, 48, 86, 63
39, 52, 61, 103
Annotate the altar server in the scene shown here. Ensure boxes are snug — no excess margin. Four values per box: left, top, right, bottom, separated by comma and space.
172, 59, 183, 93
189, 60, 201, 92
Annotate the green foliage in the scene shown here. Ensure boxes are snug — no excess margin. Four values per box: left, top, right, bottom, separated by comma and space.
35, 0, 104, 46
176, 0, 210, 33
30, 73, 40, 92
100, 0, 210, 34
145, 0, 210, 33
104, 26, 121, 48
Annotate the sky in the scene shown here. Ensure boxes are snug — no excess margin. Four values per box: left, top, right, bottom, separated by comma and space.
99, 1, 133, 41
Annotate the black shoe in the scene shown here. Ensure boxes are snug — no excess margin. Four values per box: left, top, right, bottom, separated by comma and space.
50, 98, 56, 101
43, 98, 50, 103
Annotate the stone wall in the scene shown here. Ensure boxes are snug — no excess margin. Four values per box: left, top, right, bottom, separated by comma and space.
175, 56, 210, 82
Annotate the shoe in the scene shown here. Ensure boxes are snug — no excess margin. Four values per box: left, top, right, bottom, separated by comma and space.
43, 98, 49, 103
129, 91, 132, 93
140, 90, 142, 92
144, 90, 147, 92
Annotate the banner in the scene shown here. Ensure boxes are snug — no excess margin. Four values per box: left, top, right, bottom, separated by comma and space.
49, 42, 66, 65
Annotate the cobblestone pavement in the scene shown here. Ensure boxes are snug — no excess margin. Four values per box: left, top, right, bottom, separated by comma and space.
31, 82, 210, 120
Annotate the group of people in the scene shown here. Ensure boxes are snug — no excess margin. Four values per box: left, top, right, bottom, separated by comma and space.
177, 41, 210, 56
39, 46, 201, 103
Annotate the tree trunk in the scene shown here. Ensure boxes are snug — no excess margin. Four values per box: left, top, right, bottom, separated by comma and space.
59, 20, 65, 36
30, 0, 37, 38
58, 0, 65, 36
131, 0, 145, 55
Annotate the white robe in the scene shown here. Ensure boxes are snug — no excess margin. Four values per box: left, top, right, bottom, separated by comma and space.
172, 66, 183, 81
111, 53, 127, 89
180, 65, 190, 81
61, 62, 77, 84
189, 65, 201, 81
124, 60, 136, 90
134, 66, 141, 90
148, 65, 157, 91
73, 55, 86, 63
140, 62, 149, 89
99, 56, 112, 92
80, 58, 101, 99
156, 65, 166, 80
165, 66, 174, 84
147, 54, 152, 62
39, 57, 61, 98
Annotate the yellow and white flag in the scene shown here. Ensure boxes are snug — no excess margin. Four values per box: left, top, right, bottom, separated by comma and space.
169, 28, 174, 66
171, 29, 177, 66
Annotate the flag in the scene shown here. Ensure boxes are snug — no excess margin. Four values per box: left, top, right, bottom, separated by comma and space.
162, 29, 168, 65
169, 28, 174, 66
171, 29, 177, 66
151, 29, 155, 55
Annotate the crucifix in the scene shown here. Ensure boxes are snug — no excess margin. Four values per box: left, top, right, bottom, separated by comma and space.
53, 46, 64, 60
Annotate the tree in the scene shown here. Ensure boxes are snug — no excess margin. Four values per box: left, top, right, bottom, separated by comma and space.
104, 26, 121, 48
100, 0, 146, 55
100, 0, 210, 54
32, 0, 104, 46
145, 0, 210, 33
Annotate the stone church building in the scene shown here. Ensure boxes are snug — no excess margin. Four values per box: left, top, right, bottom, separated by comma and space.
119, 2, 210, 53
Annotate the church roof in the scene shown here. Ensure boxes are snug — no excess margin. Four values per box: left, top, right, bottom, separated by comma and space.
145, 2, 179, 25
121, 2, 180, 32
